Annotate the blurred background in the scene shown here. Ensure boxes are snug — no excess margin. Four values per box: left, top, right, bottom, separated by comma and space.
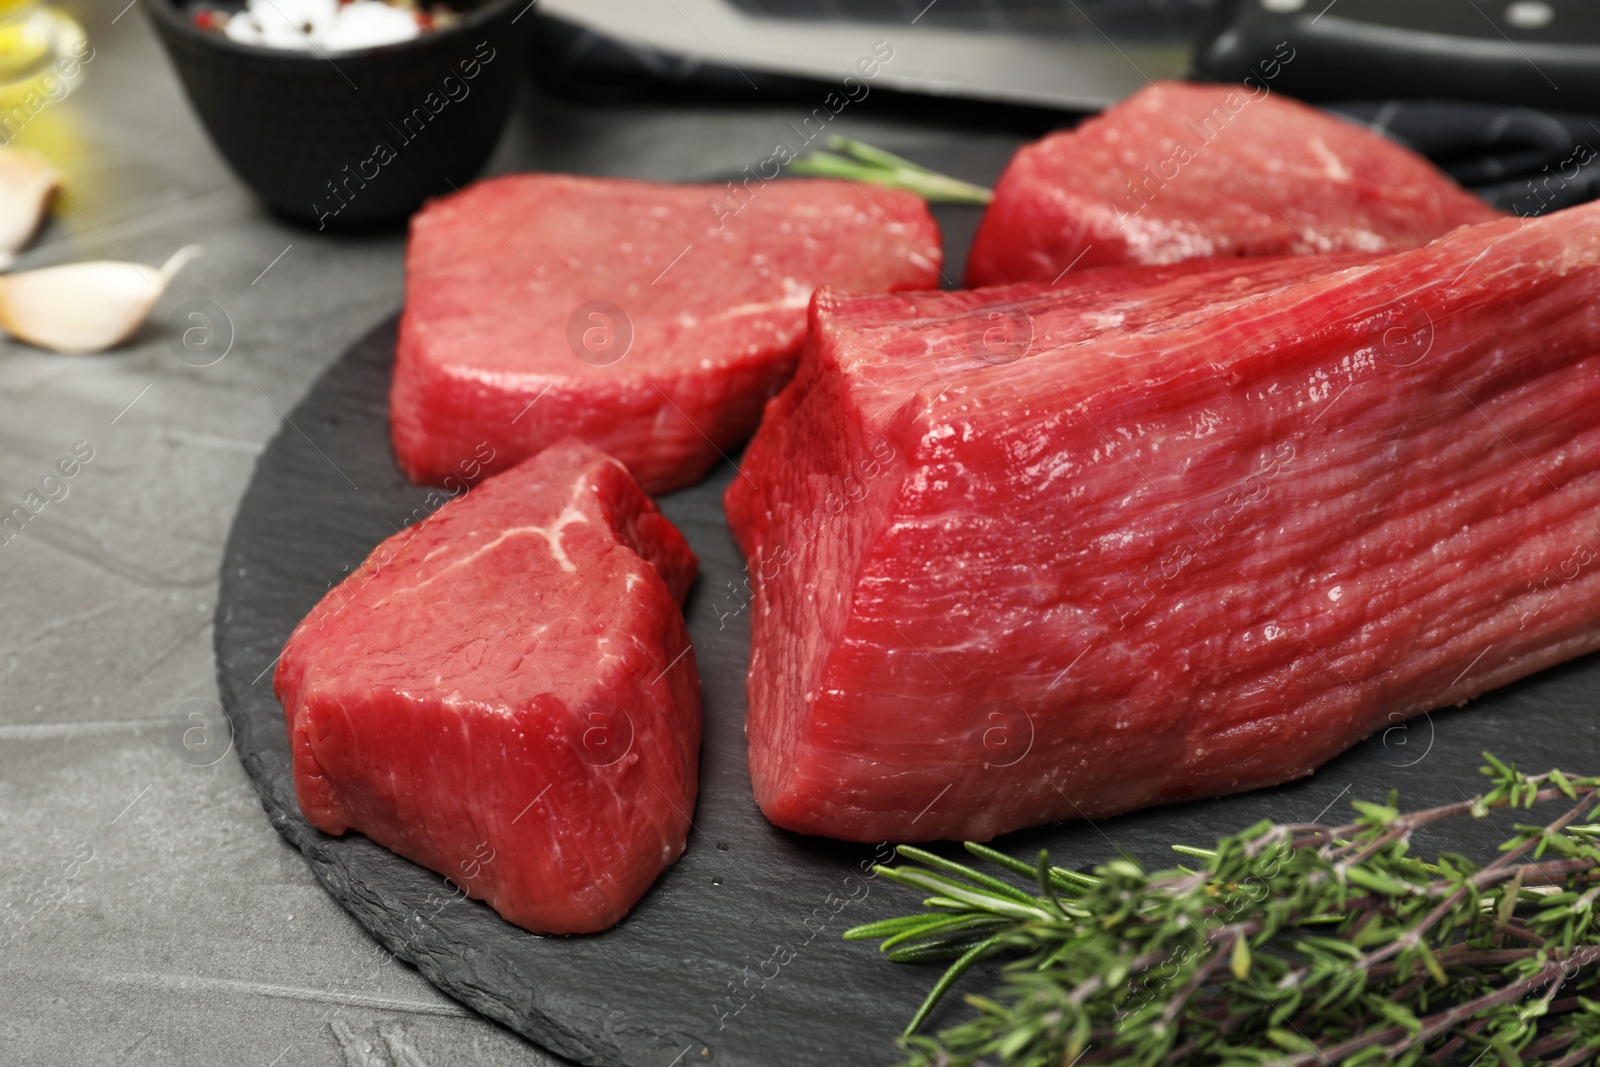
2, 0, 1598, 1064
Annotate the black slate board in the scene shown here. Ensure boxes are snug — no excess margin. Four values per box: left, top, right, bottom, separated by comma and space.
215, 204, 1600, 1067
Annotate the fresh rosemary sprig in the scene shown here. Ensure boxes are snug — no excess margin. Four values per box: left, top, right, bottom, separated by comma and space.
789, 136, 994, 204
847, 754, 1600, 1067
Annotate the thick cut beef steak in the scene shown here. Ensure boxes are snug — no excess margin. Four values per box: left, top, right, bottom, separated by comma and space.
965, 80, 1500, 287
391, 174, 942, 496
728, 205, 1600, 843
275, 440, 700, 934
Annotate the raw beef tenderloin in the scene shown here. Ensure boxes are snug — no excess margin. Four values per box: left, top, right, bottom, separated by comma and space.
965, 80, 1501, 286
276, 440, 700, 934
729, 205, 1600, 842
392, 175, 942, 495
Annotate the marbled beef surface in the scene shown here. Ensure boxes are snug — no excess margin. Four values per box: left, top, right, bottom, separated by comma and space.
276, 440, 700, 934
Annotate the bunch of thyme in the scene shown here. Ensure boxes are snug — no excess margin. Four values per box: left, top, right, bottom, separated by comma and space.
847, 755, 1600, 1067
789, 136, 994, 204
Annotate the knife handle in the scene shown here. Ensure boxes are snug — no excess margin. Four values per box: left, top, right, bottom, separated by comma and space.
1194, 0, 1600, 111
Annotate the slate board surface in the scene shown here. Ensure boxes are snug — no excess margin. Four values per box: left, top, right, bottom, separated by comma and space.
215, 197, 1600, 1067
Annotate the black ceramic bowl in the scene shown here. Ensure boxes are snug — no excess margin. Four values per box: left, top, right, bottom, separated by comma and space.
148, 0, 532, 228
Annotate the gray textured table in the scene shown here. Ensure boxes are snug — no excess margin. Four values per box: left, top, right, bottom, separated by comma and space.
0, 5, 1021, 1064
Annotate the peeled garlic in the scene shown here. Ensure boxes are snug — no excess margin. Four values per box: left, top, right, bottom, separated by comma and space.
0, 148, 59, 270
0, 245, 202, 354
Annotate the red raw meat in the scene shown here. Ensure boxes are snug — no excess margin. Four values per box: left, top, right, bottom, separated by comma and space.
728, 204, 1600, 843
275, 440, 700, 934
391, 174, 942, 496
965, 80, 1501, 287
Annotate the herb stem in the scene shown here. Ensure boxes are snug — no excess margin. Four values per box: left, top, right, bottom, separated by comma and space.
853, 756, 1600, 1067
788, 136, 994, 205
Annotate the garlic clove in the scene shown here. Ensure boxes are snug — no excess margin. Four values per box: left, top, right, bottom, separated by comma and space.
0, 244, 202, 354
0, 147, 60, 271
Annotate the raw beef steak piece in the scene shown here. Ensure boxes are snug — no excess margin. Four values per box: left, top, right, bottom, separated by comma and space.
391, 174, 942, 496
728, 204, 1600, 843
275, 440, 700, 934
965, 80, 1500, 286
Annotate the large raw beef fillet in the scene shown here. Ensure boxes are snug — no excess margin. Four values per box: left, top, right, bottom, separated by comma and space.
391, 174, 942, 495
965, 80, 1501, 286
275, 440, 700, 934
727, 203, 1600, 843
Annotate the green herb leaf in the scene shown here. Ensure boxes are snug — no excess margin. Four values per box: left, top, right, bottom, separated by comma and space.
847, 755, 1600, 1067
1230, 934, 1252, 980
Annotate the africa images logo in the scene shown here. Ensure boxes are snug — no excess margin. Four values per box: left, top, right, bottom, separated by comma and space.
311, 41, 497, 229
